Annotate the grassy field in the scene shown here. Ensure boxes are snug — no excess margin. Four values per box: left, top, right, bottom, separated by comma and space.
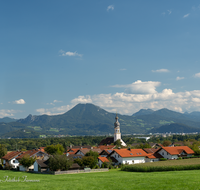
0, 169, 200, 190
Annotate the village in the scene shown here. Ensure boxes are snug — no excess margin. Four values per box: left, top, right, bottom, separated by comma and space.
1, 115, 195, 174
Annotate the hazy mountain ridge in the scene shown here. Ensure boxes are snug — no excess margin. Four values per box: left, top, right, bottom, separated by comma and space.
1, 103, 200, 137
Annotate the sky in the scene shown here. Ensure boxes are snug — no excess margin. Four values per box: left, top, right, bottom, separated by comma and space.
1, 0, 200, 119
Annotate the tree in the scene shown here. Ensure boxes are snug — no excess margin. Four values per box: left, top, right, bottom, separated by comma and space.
85, 150, 99, 160
44, 144, 64, 155
82, 156, 96, 168
0, 144, 7, 158
48, 154, 73, 171
162, 140, 171, 147
19, 155, 36, 170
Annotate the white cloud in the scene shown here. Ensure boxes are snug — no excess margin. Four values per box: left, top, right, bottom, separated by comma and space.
194, 72, 200, 78
112, 80, 160, 94
176, 76, 184, 80
53, 100, 63, 103
0, 109, 20, 118
152, 69, 169, 73
167, 10, 172, 15
183, 13, 190, 18
107, 5, 114, 11
162, 12, 166, 15
120, 69, 126, 71
36, 105, 73, 115
13, 99, 26, 104
71, 95, 92, 104
59, 50, 82, 57
35, 81, 200, 116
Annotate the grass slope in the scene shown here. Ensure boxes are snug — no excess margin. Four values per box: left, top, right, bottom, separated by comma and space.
0, 169, 200, 190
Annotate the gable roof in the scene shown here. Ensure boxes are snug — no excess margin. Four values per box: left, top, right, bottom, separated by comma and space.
97, 145, 115, 150
1, 151, 23, 161
16, 149, 48, 160
158, 146, 194, 155
143, 148, 159, 154
98, 156, 110, 163
111, 149, 148, 158
36, 159, 49, 168
99, 137, 114, 146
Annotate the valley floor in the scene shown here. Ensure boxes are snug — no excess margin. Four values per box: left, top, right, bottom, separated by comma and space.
0, 169, 200, 190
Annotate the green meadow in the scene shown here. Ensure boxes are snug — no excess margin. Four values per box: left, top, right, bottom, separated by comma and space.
0, 169, 200, 190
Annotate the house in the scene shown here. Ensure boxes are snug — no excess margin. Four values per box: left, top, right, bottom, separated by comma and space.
143, 148, 163, 162
156, 146, 194, 159
1, 151, 23, 169
99, 137, 114, 146
99, 149, 113, 157
109, 148, 148, 165
75, 148, 102, 156
33, 159, 49, 172
16, 149, 50, 171
98, 156, 110, 167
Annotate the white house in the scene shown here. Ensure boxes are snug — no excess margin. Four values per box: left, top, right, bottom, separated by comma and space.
16, 149, 49, 171
156, 146, 194, 160
98, 156, 110, 167
109, 148, 148, 165
1, 151, 23, 169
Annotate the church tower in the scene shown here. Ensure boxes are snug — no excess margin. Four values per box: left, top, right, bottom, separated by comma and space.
114, 114, 121, 142
114, 114, 126, 146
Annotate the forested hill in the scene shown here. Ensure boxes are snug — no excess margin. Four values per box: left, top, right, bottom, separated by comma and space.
1, 103, 200, 138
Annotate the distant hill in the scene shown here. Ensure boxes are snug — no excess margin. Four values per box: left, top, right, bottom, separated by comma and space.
150, 123, 200, 133
0, 117, 17, 123
1, 103, 200, 137
1, 128, 40, 138
132, 109, 154, 116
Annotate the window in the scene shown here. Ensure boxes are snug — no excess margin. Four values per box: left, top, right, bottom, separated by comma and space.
132, 160, 134, 163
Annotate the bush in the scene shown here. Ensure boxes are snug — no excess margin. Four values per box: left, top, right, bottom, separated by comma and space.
160, 158, 167, 161
177, 157, 182, 160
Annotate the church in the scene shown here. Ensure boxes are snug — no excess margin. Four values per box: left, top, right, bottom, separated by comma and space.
99, 114, 126, 146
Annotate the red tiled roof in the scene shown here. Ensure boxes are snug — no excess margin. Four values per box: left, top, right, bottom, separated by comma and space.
112, 149, 148, 158
98, 157, 110, 163
143, 148, 158, 154
1, 151, 22, 161
16, 149, 45, 159
160, 146, 194, 155
98, 145, 115, 150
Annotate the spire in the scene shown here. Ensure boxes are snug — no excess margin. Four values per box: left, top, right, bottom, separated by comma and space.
114, 113, 120, 128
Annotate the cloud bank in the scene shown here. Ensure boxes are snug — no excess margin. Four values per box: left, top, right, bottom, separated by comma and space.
36, 80, 200, 116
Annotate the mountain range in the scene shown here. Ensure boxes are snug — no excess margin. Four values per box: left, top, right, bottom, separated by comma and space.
0, 103, 200, 138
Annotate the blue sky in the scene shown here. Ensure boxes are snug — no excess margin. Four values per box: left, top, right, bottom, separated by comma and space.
1, 0, 200, 118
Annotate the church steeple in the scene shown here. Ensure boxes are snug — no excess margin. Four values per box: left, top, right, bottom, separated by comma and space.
114, 114, 121, 142
114, 114, 126, 146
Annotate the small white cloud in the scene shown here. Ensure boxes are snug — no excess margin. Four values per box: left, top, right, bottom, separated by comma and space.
194, 72, 200, 78
176, 76, 184, 80
13, 99, 26, 104
112, 80, 161, 94
59, 50, 82, 57
53, 100, 63, 103
183, 13, 190, 18
162, 12, 166, 15
0, 109, 21, 117
107, 5, 114, 11
152, 69, 169, 73
167, 10, 172, 15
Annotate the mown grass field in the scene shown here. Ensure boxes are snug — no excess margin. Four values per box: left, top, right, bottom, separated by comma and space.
0, 169, 200, 190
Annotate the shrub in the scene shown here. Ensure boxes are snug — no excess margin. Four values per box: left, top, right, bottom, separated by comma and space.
160, 158, 167, 161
